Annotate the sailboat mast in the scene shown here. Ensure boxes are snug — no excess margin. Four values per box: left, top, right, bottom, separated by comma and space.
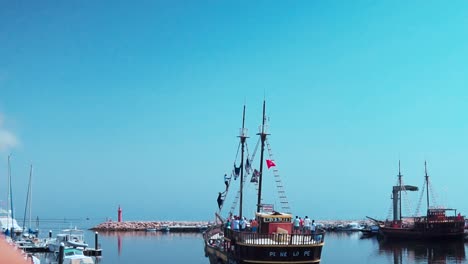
6, 155, 11, 230
256, 101, 268, 213
29, 165, 33, 230
425, 161, 430, 213
398, 160, 402, 221
22, 165, 32, 233
238, 105, 247, 219
8, 155, 14, 232
9, 156, 13, 221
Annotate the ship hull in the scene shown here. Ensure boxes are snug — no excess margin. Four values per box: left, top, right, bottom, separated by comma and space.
380, 227, 465, 240
205, 244, 323, 264
204, 225, 324, 264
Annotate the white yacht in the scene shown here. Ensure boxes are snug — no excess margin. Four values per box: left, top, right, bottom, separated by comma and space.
342, 222, 365, 231
0, 208, 23, 234
61, 248, 94, 264
48, 228, 88, 252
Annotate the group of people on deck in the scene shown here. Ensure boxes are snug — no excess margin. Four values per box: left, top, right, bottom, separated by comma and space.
225, 215, 259, 232
293, 215, 316, 234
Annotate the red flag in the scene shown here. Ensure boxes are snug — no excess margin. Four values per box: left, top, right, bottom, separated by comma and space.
266, 159, 276, 169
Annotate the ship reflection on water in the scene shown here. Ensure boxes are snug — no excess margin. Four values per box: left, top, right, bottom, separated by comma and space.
378, 239, 466, 264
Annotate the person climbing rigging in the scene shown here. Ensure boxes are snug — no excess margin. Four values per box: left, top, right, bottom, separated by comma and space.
224, 173, 230, 189
217, 191, 226, 210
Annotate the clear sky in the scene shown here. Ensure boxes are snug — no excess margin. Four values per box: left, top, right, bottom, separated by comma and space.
1, 1, 468, 223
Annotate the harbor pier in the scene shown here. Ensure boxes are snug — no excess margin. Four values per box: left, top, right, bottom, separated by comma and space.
91, 220, 210, 232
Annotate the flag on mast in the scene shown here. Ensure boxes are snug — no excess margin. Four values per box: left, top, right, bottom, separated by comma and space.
266, 159, 276, 169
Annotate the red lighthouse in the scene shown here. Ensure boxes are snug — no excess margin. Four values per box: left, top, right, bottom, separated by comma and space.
118, 205, 122, 222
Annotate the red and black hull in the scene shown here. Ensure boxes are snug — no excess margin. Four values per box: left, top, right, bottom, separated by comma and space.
380, 220, 465, 240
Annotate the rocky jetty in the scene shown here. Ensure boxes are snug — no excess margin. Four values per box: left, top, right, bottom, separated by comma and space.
91, 219, 377, 232
91, 221, 210, 231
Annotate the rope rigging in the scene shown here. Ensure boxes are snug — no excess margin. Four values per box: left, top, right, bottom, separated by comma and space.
229, 139, 259, 217
415, 178, 426, 216
217, 142, 241, 214
428, 180, 440, 209
400, 178, 415, 217
218, 108, 291, 216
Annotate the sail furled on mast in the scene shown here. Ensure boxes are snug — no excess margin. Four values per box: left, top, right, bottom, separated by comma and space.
245, 158, 252, 174
233, 165, 241, 180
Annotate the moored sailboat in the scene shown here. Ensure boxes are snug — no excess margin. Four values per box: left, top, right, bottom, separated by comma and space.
203, 101, 325, 264
379, 161, 465, 240
1, 155, 23, 236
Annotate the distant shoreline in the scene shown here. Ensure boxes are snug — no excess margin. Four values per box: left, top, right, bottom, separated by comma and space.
91, 219, 376, 232
91, 220, 211, 232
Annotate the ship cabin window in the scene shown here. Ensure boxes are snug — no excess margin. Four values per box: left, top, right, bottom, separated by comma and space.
428, 209, 446, 221
428, 209, 446, 217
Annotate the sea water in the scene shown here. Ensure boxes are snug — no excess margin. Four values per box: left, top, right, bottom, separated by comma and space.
38, 229, 467, 264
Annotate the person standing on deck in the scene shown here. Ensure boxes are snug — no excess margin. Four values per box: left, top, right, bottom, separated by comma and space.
293, 216, 300, 233
239, 217, 246, 231
304, 216, 312, 234
311, 220, 317, 234
251, 219, 258, 232
234, 217, 240, 231
299, 217, 304, 233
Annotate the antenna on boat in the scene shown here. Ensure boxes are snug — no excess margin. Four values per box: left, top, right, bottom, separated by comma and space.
238, 105, 248, 219
256, 100, 269, 213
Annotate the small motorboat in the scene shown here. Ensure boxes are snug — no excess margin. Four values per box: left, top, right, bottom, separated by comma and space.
61, 248, 94, 264
48, 228, 88, 252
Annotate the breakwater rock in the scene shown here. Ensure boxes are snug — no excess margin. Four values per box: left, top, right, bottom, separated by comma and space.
317, 219, 375, 231
91, 219, 378, 232
91, 221, 210, 232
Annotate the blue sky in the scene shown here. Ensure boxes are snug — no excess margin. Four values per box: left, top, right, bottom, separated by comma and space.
1, 1, 468, 223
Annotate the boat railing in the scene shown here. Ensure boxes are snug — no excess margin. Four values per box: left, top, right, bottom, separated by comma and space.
225, 228, 325, 245
203, 225, 223, 240
415, 216, 465, 223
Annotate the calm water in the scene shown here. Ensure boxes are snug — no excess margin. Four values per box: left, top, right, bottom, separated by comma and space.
37, 229, 467, 264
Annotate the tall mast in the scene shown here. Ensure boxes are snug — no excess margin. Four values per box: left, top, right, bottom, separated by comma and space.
238, 105, 248, 219
6, 155, 10, 230
398, 160, 402, 221
29, 165, 32, 231
22, 164, 33, 233
8, 155, 13, 231
256, 101, 269, 213
424, 161, 430, 212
